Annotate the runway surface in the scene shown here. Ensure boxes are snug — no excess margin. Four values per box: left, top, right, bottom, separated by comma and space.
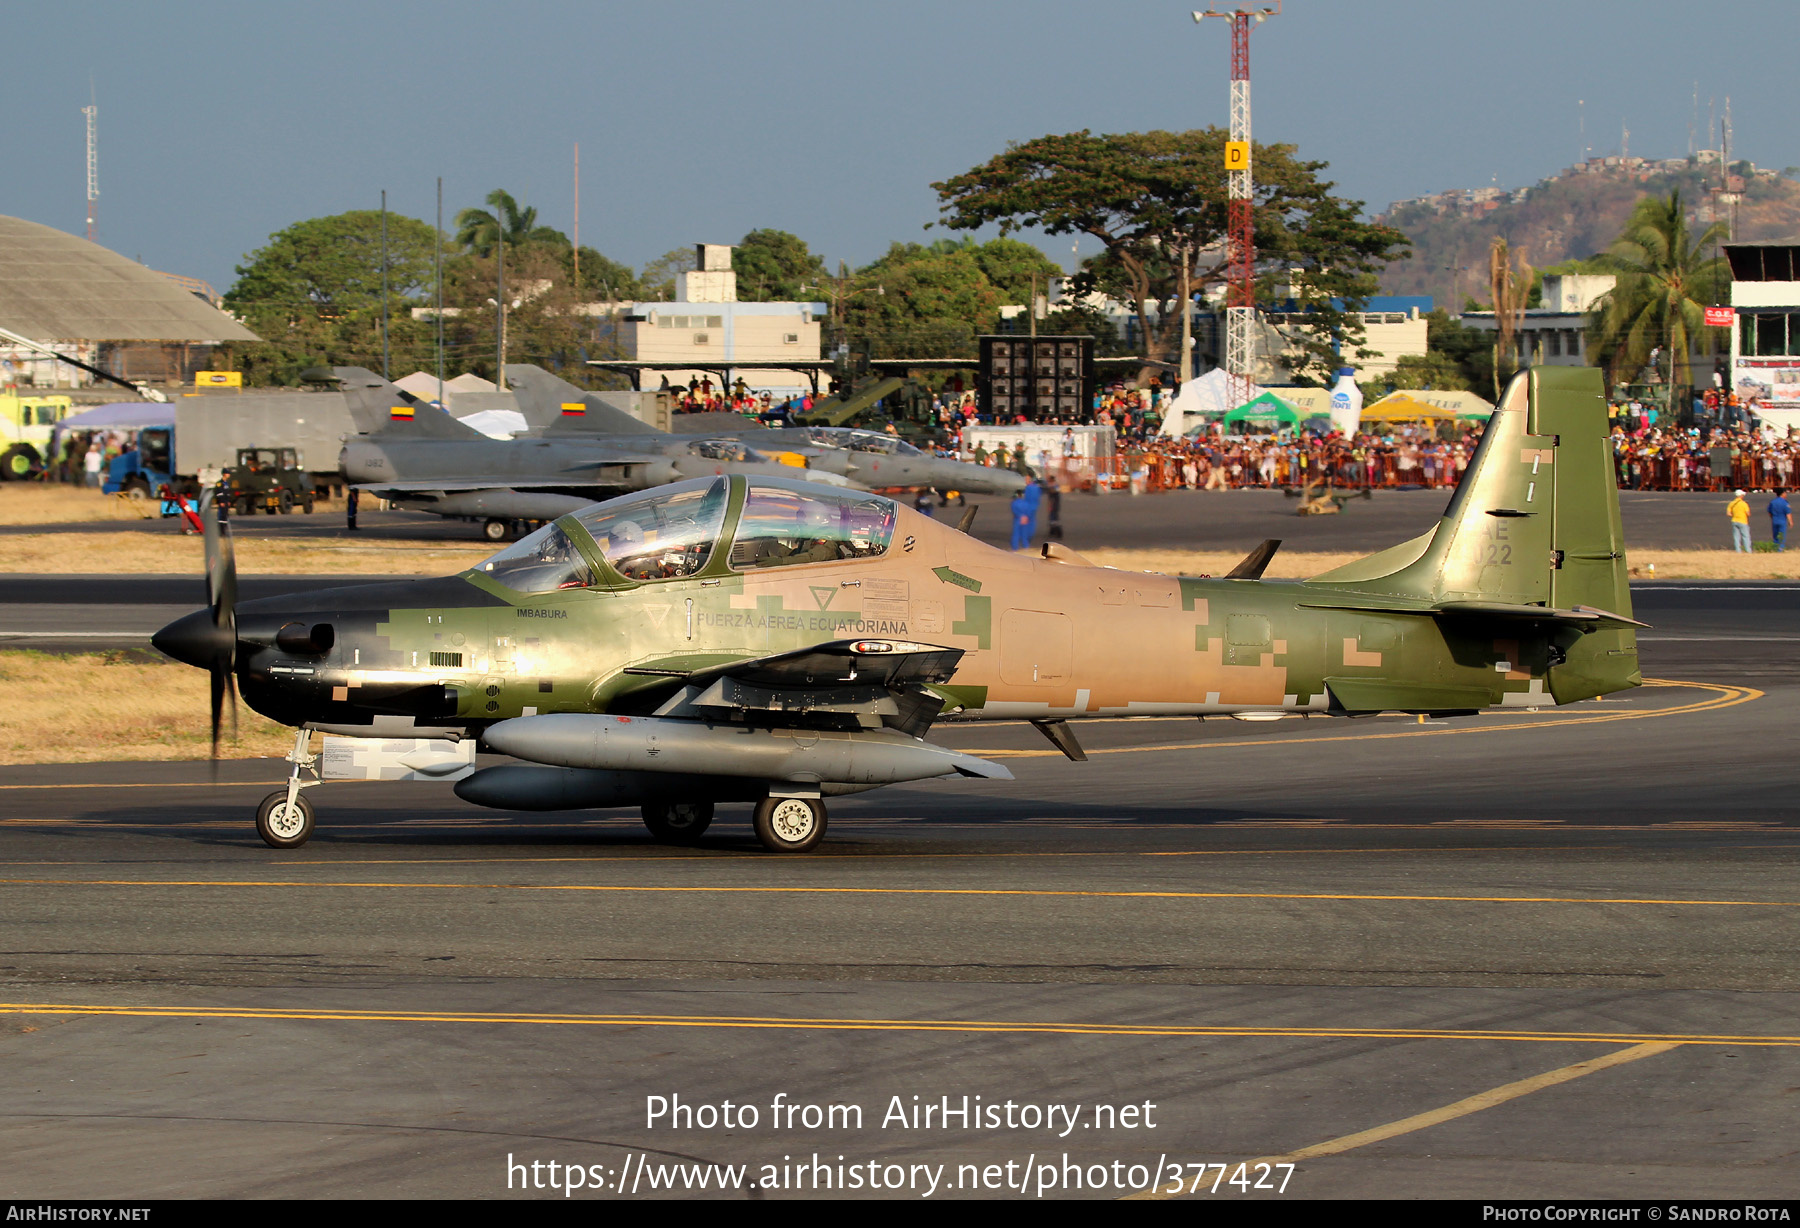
0, 584, 1795, 1198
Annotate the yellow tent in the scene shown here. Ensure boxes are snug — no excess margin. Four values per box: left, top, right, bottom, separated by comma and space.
1362, 392, 1461, 423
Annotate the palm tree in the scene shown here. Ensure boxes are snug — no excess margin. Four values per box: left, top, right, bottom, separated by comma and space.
454, 189, 567, 257
1587, 190, 1728, 394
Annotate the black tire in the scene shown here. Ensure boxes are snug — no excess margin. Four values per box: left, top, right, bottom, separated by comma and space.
641, 801, 714, 845
303, 494, 316, 514
122, 477, 151, 501
277, 490, 294, 515
483, 518, 509, 542
255, 790, 315, 849
752, 796, 827, 853
235, 497, 252, 516
0, 445, 37, 481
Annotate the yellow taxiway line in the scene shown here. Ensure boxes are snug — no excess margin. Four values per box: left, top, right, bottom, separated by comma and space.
1124, 1040, 1680, 1200
0, 1003, 1790, 1047
0, 876, 1795, 908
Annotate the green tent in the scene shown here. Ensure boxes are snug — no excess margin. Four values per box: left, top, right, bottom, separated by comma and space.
1222, 391, 1301, 428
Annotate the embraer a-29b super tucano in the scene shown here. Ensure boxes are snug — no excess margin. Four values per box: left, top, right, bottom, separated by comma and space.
154, 368, 1642, 853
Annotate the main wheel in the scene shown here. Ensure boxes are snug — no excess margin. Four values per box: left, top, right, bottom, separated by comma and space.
277, 489, 294, 514
752, 796, 827, 853
483, 518, 509, 542
256, 790, 315, 848
641, 800, 714, 845
0, 445, 38, 480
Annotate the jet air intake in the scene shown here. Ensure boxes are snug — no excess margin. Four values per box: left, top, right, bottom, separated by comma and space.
481, 713, 1011, 785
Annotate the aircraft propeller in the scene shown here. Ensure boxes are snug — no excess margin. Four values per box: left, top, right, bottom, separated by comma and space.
200, 488, 239, 756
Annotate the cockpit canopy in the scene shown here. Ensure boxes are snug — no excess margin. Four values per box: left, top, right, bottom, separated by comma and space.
803, 427, 924, 457
473, 477, 897, 593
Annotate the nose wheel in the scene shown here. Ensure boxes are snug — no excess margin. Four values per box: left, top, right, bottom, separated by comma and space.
256, 790, 315, 848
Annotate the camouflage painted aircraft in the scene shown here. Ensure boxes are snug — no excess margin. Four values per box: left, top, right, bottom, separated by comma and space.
504, 364, 1028, 498
334, 366, 844, 540
155, 367, 1639, 853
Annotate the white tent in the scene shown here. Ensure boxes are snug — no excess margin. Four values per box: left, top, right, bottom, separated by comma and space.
1159, 368, 1272, 437
458, 408, 529, 438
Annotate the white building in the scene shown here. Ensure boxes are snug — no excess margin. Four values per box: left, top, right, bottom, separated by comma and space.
1728, 242, 1800, 430
612, 244, 826, 397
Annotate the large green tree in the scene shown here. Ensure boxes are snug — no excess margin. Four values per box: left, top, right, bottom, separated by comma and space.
932, 129, 1409, 381
733, 229, 828, 302
222, 210, 440, 385
1586, 190, 1728, 391
841, 242, 1001, 358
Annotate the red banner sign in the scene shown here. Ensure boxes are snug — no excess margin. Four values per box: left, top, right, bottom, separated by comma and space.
1705, 306, 1736, 328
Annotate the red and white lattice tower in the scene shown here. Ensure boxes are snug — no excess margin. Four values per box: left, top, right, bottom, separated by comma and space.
1195, 5, 1277, 411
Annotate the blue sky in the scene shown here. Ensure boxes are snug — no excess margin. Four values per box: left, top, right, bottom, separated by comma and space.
10, 0, 1794, 292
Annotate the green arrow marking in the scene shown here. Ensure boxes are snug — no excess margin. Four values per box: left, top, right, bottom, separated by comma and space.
933, 566, 982, 593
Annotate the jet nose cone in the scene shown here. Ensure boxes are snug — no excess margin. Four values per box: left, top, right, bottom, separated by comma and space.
152, 608, 229, 669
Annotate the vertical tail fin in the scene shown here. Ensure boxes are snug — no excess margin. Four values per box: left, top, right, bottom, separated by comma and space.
1307, 366, 1637, 701
334, 367, 487, 440
505, 363, 666, 437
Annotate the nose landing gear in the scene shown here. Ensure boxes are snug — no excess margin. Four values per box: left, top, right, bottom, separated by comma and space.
257, 726, 321, 848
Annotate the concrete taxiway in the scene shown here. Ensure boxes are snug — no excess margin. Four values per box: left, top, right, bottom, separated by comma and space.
0, 589, 1795, 1199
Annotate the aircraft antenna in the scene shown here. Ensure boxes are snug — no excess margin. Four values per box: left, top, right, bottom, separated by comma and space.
1195, 3, 1278, 412
83, 100, 98, 241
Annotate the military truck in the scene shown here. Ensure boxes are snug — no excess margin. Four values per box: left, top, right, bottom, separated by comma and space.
225, 447, 315, 514
0, 391, 76, 479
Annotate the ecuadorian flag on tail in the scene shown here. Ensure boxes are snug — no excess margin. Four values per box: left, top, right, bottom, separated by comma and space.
389, 404, 414, 420
560, 402, 586, 417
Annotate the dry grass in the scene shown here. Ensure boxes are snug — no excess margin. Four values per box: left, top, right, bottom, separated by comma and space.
0, 484, 168, 525
1083, 547, 1800, 581
0, 651, 295, 764
0, 533, 491, 575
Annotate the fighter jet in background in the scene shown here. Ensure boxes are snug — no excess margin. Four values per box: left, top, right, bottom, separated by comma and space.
334, 367, 841, 539
504, 364, 1028, 498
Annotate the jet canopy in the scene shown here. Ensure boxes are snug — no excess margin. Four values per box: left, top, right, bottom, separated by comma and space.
473, 476, 898, 592
804, 427, 925, 457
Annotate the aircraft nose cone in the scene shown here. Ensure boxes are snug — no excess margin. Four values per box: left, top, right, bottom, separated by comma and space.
152, 608, 229, 669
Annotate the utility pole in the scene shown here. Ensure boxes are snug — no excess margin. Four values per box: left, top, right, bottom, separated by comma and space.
573, 143, 581, 288
435, 177, 444, 407
380, 190, 390, 380
82, 102, 98, 241
1178, 241, 1193, 387
496, 237, 507, 391
1195, 3, 1278, 412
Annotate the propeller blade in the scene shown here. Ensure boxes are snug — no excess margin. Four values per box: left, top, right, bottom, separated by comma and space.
200, 488, 239, 760
210, 661, 225, 761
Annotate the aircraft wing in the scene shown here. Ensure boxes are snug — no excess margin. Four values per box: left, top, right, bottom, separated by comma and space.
628, 638, 968, 739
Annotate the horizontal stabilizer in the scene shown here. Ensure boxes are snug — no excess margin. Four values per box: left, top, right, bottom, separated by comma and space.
1431, 600, 1649, 629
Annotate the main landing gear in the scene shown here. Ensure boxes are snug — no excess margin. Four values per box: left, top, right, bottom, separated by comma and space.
752, 795, 828, 853
256, 727, 321, 848
637, 794, 829, 853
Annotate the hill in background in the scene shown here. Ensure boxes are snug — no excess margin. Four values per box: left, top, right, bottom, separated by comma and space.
1376, 155, 1800, 309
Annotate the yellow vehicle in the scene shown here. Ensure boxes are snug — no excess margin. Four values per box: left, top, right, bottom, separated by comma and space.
0, 392, 75, 479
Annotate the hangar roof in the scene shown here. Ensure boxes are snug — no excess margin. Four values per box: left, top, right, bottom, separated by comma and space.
0, 215, 259, 342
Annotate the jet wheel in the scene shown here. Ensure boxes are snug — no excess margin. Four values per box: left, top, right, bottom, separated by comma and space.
256, 790, 315, 849
641, 800, 714, 845
753, 796, 827, 853
483, 518, 509, 542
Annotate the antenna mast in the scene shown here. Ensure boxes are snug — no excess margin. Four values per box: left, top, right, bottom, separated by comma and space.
82, 103, 98, 241
1195, 3, 1278, 411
